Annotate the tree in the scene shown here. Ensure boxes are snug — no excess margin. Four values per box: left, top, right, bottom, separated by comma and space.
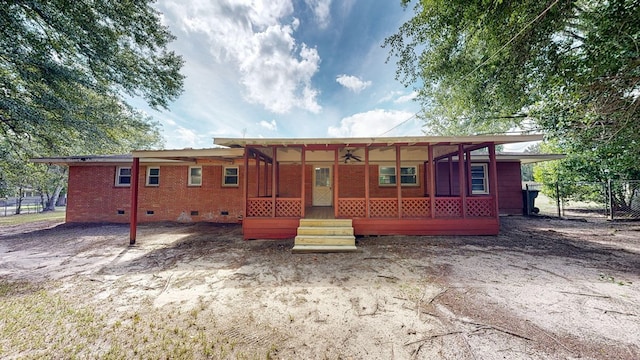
384, 0, 639, 179
1, 106, 164, 214
1, 0, 183, 154
1, 0, 182, 213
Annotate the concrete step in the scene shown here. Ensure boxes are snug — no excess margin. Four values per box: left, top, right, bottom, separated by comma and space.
297, 226, 354, 236
294, 235, 355, 246
291, 244, 359, 253
299, 219, 352, 227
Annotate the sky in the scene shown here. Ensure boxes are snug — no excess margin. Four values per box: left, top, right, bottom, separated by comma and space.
130, 0, 424, 150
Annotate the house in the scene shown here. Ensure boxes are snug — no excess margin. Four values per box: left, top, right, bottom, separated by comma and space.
34, 135, 561, 249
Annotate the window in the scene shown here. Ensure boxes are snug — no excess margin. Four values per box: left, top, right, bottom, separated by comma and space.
115, 167, 131, 186
188, 166, 202, 186
471, 164, 488, 194
223, 167, 239, 186
146, 167, 160, 186
378, 166, 418, 186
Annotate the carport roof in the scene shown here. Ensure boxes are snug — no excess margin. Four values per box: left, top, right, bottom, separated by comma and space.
214, 134, 543, 148
32, 148, 245, 164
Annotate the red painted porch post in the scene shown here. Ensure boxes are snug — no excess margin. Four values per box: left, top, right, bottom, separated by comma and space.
458, 144, 467, 218
489, 143, 500, 218
275, 160, 279, 199
264, 158, 269, 196
448, 156, 454, 196
243, 148, 249, 220
396, 144, 402, 218
334, 148, 339, 218
364, 146, 370, 218
255, 152, 260, 197
129, 157, 139, 245
300, 146, 305, 218
428, 145, 435, 218
466, 150, 473, 196
271, 146, 277, 217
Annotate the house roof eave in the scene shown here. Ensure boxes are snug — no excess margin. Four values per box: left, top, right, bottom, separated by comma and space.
131, 148, 245, 160
32, 148, 246, 165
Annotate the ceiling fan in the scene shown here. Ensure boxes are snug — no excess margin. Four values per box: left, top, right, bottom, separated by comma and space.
342, 149, 362, 163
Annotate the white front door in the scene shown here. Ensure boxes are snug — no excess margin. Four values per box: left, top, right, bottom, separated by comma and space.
312, 166, 332, 206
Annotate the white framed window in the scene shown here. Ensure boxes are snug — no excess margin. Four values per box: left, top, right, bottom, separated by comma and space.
188, 166, 202, 186
471, 164, 488, 194
378, 166, 418, 186
146, 167, 160, 186
115, 167, 131, 187
223, 166, 239, 187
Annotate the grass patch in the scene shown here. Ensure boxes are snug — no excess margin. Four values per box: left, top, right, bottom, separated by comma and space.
0, 279, 279, 359
0, 208, 65, 226
0, 279, 102, 359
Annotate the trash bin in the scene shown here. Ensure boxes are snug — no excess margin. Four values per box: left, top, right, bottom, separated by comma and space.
522, 189, 540, 215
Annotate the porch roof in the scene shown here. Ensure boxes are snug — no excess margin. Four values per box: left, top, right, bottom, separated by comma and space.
213, 134, 543, 148
457, 153, 565, 164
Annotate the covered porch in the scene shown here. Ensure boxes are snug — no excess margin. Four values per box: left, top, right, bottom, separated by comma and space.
215, 135, 541, 240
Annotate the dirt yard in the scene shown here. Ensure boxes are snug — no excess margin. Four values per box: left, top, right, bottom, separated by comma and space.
1, 216, 639, 359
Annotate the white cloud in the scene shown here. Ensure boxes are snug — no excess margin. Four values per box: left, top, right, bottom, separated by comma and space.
304, 0, 332, 29
378, 90, 403, 103
395, 91, 418, 104
259, 119, 278, 131
328, 109, 415, 137
161, 0, 321, 114
169, 126, 206, 149
336, 74, 372, 93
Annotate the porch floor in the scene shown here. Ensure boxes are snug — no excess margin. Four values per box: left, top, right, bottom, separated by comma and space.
304, 206, 335, 219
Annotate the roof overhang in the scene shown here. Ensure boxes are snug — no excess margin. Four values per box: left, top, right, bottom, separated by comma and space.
214, 134, 543, 148
32, 148, 245, 165
497, 153, 564, 164
131, 148, 245, 161
458, 153, 565, 164
32, 154, 134, 165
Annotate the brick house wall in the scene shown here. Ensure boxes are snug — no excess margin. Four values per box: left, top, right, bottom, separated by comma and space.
66, 166, 131, 223
337, 164, 425, 198
66, 160, 524, 223
67, 162, 245, 223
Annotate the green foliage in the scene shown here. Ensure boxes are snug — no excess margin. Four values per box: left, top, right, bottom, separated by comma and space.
0, 0, 180, 209
534, 141, 607, 205
385, 0, 573, 134
385, 0, 640, 184
1, 0, 181, 154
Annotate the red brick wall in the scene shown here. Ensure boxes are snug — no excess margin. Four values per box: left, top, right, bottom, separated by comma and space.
137, 165, 244, 223
66, 160, 524, 223
66, 166, 131, 223
338, 165, 425, 198
67, 164, 244, 223
278, 164, 302, 197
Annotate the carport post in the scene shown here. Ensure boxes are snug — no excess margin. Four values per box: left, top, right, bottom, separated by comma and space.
129, 157, 140, 245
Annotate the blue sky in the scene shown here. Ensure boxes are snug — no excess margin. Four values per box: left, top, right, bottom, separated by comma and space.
132, 0, 424, 149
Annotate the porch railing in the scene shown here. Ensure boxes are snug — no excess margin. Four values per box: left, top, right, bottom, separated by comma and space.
246, 197, 302, 217
338, 196, 495, 218
247, 196, 494, 218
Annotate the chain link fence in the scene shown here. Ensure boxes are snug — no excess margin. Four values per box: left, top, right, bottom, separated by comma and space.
523, 180, 640, 220
0, 198, 44, 217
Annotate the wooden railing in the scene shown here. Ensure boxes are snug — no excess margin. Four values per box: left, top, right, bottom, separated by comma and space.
337, 196, 495, 218
247, 196, 494, 218
246, 197, 302, 217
